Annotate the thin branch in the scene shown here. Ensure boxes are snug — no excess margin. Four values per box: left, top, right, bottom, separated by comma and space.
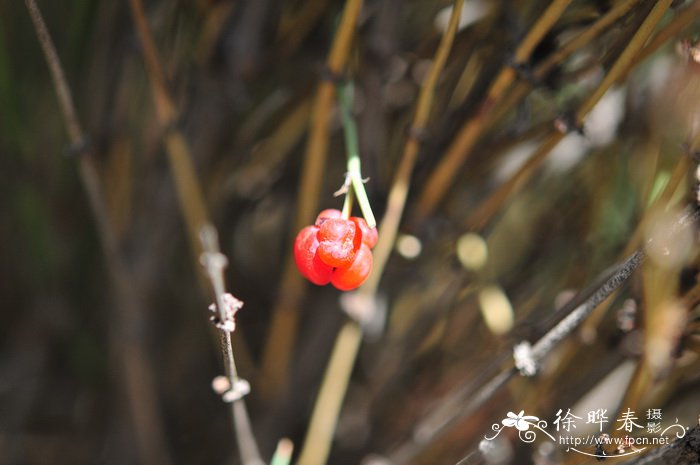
296, 322, 364, 465
199, 225, 264, 465
24, 0, 84, 140
366, 0, 464, 295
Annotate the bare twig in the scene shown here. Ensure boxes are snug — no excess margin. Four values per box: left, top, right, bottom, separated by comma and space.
200, 225, 264, 465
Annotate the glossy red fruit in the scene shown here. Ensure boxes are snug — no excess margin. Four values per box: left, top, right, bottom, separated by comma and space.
293, 226, 333, 285
315, 209, 342, 226
331, 243, 373, 290
350, 217, 378, 248
317, 218, 360, 268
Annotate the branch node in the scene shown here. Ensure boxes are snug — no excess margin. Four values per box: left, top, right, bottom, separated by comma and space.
513, 341, 538, 376
65, 136, 91, 157
333, 173, 352, 197
319, 64, 346, 84
406, 125, 429, 143
507, 56, 542, 87
208, 293, 243, 333
221, 378, 251, 402
554, 112, 584, 135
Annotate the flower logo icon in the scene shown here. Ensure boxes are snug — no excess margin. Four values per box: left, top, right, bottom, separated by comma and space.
502, 411, 540, 431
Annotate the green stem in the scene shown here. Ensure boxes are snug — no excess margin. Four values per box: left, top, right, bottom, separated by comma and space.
270, 438, 293, 465
337, 81, 376, 228
341, 183, 353, 219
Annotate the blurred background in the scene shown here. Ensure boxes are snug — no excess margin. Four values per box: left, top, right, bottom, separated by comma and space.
1, 0, 700, 464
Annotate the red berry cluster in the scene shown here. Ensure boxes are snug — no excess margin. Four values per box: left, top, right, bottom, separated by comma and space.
294, 209, 378, 290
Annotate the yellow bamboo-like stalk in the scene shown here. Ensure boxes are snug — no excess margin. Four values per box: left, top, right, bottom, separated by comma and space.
466, 0, 674, 230
413, 0, 573, 224
621, 1, 700, 81
489, 0, 640, 135
128, 0, 209, 260
296, 2, 464, 464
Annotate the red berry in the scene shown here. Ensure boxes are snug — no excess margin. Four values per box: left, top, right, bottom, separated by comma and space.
350, 217, 378, 248
315, 209, 342, 226
331, 243, 372, 290
317, 218, 359, 268
293, 226, 332, 285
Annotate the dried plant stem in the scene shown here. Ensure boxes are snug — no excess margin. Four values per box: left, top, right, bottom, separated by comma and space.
524, 250, 645, 371
622, 1, 700, 80
296, 323, 363, 465
541, 0, 640, 73
23, 2, 172, 465
367, 0, 464, 294
466, 132, 564, 229
296, 3, 464, 464
127, 2, 263, 462
491, 0, 640, 123
575, 1, 673, 120
397, 250, 645, 463
270, 438, 294, 465
200, 225, 264, 465
391, 367, 516, 465
260, 0, 364, 398
413, 0, 573, 224
466, 0, 674, 230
